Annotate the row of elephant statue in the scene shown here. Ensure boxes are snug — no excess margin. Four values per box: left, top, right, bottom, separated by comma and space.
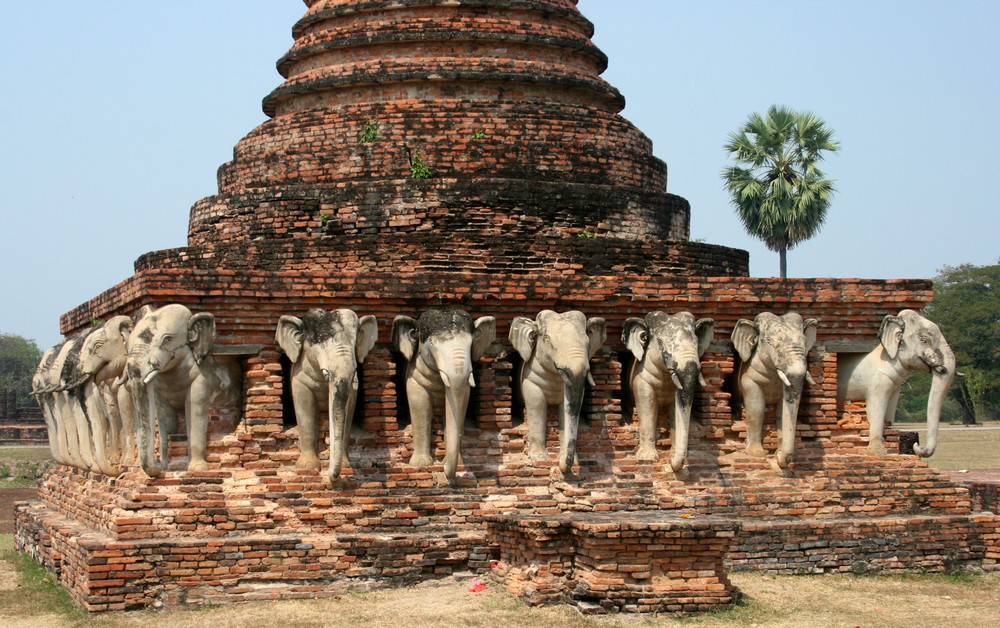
33, 304, 954, 483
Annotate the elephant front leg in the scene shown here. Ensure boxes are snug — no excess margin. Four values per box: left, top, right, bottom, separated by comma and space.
633, 380, 660, 462
742, 382, 768, 458
522, 381, 550, 462
291, 379, 321, 470
406, 378, 435, 468
864, 386, 899, 456
185, 396, 210, 473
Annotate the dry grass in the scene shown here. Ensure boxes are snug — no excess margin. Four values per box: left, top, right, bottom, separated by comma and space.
0, 553, 997, 628
915, 422, 1000, 471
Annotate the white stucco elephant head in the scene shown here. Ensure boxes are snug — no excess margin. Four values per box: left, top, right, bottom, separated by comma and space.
838, 309, 955, 457
732, 312, 818, 469
510, 310, 606, 474
623, 312, 715, 472
391, 309, 496, 482
126, 304, 241, 477
276, 308, 377, 482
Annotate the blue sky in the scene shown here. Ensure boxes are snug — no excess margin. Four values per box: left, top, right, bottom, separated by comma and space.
1, 0, 997, 350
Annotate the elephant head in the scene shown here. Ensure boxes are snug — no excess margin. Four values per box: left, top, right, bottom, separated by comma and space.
127, 304, 240, 476
78, 316, 132, 387
732, 312, 818, 468
392, 310, 496, 481
277, 308, 377, 482
510, 310, 606, 474
623, 312, 715, 472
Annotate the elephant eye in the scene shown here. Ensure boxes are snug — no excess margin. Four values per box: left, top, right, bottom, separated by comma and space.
161, 335, 173, 345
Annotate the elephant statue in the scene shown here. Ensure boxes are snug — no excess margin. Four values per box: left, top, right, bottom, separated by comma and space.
623, 312, 715, 472
74, 315, 133, 474
732, 312, 818, 468
126, 304, 242, 476
837, 309, 955, 457
32, 333, 94, 471
32, 344, 75, 467
276, 308, 377, 481
391, 310, 496, 481
510, 310, 606, 474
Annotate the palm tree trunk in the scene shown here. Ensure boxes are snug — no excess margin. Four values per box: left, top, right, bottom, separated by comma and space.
779, 246, 788, 279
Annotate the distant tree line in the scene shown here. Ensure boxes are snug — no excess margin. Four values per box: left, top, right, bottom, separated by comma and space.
897, 260, 1000, 424
0, 333, 43, 407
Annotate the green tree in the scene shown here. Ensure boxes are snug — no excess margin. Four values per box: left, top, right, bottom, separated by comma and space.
722, 105, 840, 278
0, 333, 44, 406
923, 260, 1000, 423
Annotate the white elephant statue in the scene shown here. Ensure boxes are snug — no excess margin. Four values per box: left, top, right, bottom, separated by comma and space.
32, 316, 132, 475
510, 310, 606, 474
732, 312, 818, 468
838, 309, 955, 456
623, 312, 715, 472
126, 304, 241, 476
276, 308, 377, 482
392, 310, 496, 481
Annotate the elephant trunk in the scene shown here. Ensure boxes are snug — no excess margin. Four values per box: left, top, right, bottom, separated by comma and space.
327, 374, 355, 482
442, 375, 472, 480
558, 367, 588, 474
668, 361, 699, 473
776, 361, 807, 469
913, 346, 956, 457
131, 377, 163, 477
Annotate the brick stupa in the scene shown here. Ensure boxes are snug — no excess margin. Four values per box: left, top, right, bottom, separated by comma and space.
18, 0, 998, 613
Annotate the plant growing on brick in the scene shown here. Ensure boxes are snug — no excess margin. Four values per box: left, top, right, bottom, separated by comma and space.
409, 146, 433, 179
360, 118, 379, 143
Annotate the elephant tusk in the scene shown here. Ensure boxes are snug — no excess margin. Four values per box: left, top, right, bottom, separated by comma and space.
468, 372, 476, 388
777, 370, 792, 388
439, 371, 452, 388
142, 370, 160, 385
587, 372, 596, 387
670, 371, 683, 390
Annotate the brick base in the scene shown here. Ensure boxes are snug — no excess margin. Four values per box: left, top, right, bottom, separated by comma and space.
487, 512, 740, 614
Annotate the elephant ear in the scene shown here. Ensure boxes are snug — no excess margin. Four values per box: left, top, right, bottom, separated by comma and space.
509, 316, 538, 361
188, 312, 216, 364
695, 318, 716, 357
586, 317, 607, 358
355, 315, 378, 364
879, 315, 905, 359
115, 316, 133, 345
731, 319, 759, 362
802, 318, 819, 353
391, 316, 419, 362
276, 315, 305, 364
622, 318, 649, 362
471, 316, 496, 361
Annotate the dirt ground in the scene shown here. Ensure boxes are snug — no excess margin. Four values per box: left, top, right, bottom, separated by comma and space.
0, 489, 35, 535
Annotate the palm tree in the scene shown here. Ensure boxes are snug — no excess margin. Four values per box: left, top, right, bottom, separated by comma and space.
722, 105, 840, 278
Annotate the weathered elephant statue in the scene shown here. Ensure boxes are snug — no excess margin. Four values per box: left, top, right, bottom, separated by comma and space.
510, 310, 606, 474
31, 316, 133, 475
33, 343, 78, 467
623, 312, 715, 472
391, 310, 496, 481
75, 315, 133, 474
276, 308, 377, 481
126, 304, 241, 476
838, 309, 955, 456
731, 312, 818, 468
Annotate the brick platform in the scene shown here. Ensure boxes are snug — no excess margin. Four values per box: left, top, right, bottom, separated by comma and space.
487, 511, 741, 614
